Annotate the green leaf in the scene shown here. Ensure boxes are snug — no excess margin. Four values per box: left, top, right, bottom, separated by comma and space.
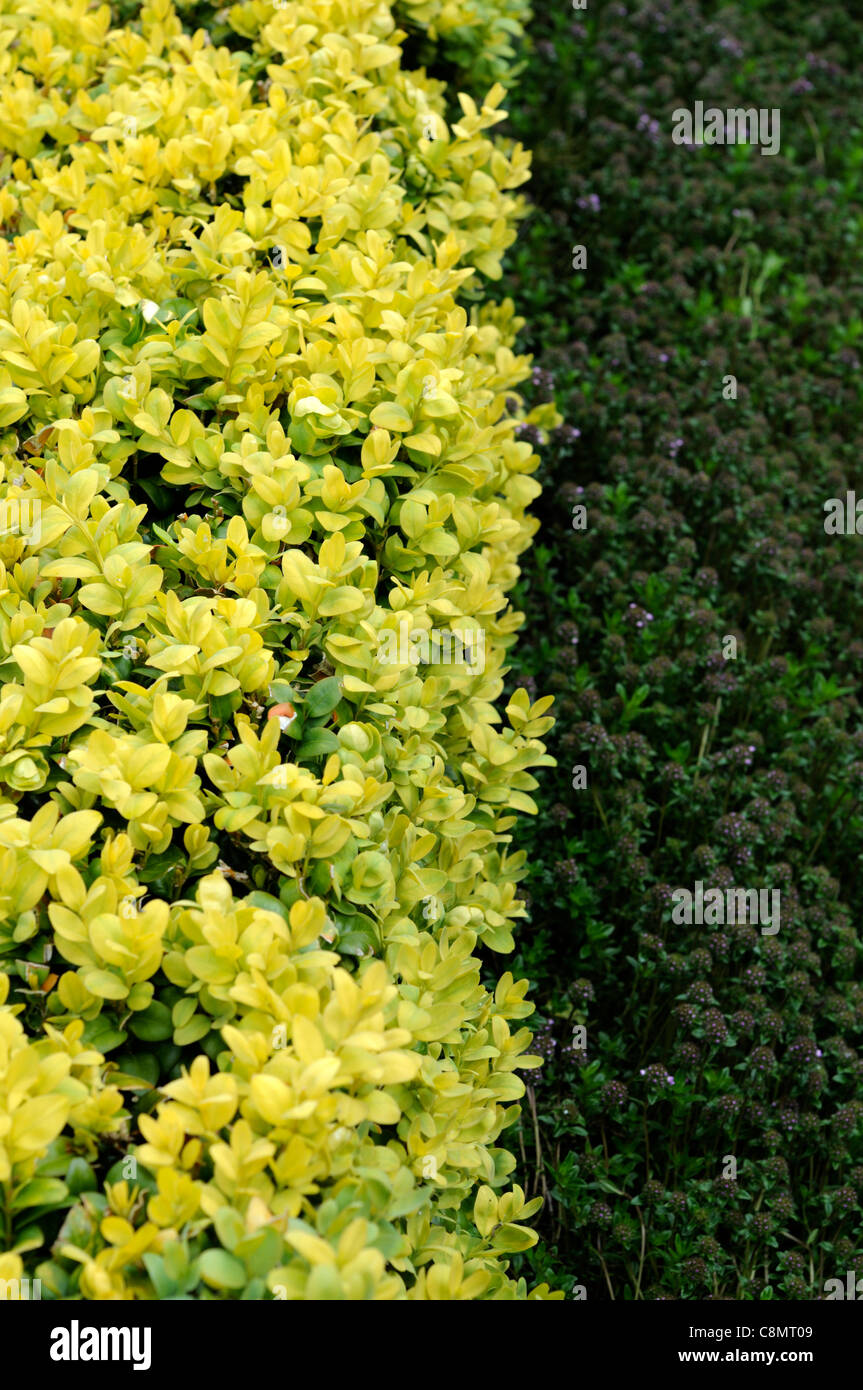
138, 846, 186, 885
80, 967, 128, 999
12, 1224, 46, 1255
198, 1248, 247, 1290
81, 1018, 127, 1053
214, 1207, 245, 1253
65, 1158, 98, 1196
336, 929, 377, 958
122, 310, 146, 347
172, 996, 197, 1028
236, 1227, 281, 1276
36, 1139, 79, 1177
298, 728, 340, 759
491, 1223, 538, 1253
113, 1051, 160, 1087
163, 1241, 192, 1284
247, 891, 290, 922
143, 1254, 178, 1300
11, 1178, 69, 1211
129, 1001, 173, 1042
370, 402, 413, 432
33, 1260, 70, 1298
174, 1016, 211, 1047
304, 677, 341, 717
474, 1185, 498, 1238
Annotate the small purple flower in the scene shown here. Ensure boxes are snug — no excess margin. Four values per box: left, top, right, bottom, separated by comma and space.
641, 1063, 675, 1090
636, 112, 661, 142
717, 35, 744, 59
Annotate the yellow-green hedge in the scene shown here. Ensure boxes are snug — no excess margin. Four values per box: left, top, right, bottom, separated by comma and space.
0, 0, 559, 1300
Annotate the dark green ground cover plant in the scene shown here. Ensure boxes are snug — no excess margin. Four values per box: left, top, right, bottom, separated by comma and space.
493, 0, 863, 1298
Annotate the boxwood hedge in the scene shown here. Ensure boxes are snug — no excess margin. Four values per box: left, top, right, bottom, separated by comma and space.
0, 0, 560, 1300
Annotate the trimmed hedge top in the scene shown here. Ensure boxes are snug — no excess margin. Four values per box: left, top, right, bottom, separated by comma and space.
0, 0, 560, 1299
